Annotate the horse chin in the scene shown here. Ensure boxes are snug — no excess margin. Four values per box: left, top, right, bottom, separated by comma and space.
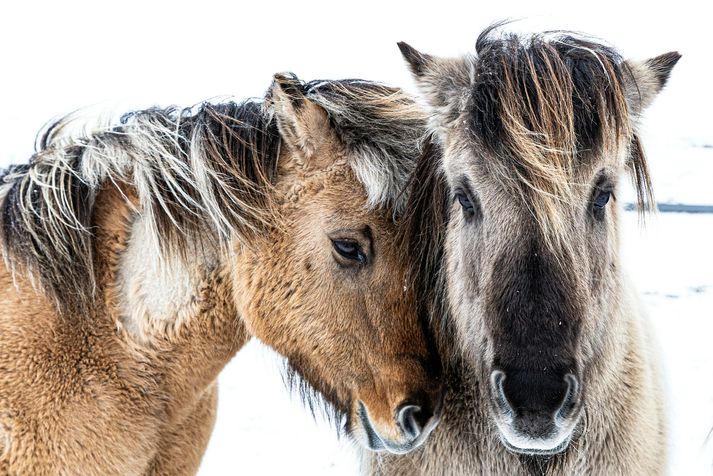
349, 422, 436, 455
494, 416, 578, 456
498, 428, 573, 456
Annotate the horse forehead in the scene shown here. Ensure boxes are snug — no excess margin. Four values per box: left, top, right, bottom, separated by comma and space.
439, 136, 483, 181
442, 136, 622, 193
289, 177, 395, 235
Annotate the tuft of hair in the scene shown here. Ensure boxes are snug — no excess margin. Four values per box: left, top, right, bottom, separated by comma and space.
467, 26, 653, 246
281, 361, 347, 436
397, 135, 452, 353
0, 78, 425, 317
302, 78, 427, 213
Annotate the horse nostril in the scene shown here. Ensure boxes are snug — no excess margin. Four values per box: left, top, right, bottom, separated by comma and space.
495, 368, 573, 415
490, 370, 513, 416
491, 369, 581, 423
556, 373, 580, 423
396, 402, 432, 438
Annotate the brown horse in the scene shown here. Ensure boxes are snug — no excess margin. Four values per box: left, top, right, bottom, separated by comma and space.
365, 27, 679, 475
0, 74, 443, 475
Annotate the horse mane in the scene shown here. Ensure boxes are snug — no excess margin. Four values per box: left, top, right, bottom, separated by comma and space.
302, 78, 426, 212
398, 135, 453, 357
0, 78, 426, 316
468, 26, 654, 242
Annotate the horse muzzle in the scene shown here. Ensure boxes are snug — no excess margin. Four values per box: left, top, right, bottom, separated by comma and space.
489, 369, 582, 455
352, 390, 444, 454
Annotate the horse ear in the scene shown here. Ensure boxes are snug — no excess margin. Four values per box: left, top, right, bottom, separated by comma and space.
397, 42, 471, 131
268, 73, 335, 167
623, 52, 681, 115
398, 42, 435, 78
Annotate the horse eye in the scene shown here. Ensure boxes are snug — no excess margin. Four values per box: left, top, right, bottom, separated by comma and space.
593, 191, 612, 209
331, 239, 366, 264
455, 191, 475, 217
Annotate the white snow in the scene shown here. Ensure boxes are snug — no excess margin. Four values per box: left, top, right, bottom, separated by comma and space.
198, 342, 360, 475
622, 213, 713, 475
0, 1, 710, 474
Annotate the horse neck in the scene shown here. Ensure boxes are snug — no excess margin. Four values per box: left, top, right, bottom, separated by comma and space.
93, 184, 249, 403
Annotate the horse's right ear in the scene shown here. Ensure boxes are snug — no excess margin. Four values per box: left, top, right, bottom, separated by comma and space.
398, 42, 434, 78
268, 73, 335, 168
623, 52, 681, 116
397, 42, 471, 132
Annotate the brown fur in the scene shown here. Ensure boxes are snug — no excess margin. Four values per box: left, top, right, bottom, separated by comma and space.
0, 183, 247, 475
0, 75, 442, 474
365, 27, 679, 475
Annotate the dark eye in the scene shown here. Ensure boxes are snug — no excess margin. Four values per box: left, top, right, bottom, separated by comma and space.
331, 239, 366, 264
593, 191, 612, 209
455, 191, 476, 217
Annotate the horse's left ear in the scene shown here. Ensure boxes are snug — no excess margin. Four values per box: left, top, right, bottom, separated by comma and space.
398, 42, 471, 131
623, 52, 681, 115
268, 73, 335, 168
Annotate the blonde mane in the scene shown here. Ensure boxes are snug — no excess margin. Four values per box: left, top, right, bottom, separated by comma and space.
467, 28, 653, 246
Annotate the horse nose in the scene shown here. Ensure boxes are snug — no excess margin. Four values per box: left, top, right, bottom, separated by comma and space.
356, 388, 443, 454
555, 374, 579, 423
495, 369, 576, 419
490, 369, 581, 454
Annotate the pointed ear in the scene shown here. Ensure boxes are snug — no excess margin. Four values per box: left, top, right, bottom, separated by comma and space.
268, 73, 336, 167
397, 42, 471, 130
623, 52, 681, 115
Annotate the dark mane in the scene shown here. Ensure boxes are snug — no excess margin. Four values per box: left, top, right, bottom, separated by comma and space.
471, 26, 629, 155
467, 26, 654, 238
398, 136, 452, 353
0, 77, 426, 317
0, 101, 280, 316
303, 78, 427, 212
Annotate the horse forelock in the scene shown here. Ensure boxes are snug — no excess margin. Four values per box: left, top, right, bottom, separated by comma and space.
304, 79, 428, 215
467, 27, 653, 249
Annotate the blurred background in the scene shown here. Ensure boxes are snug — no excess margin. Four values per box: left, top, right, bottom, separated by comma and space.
1, 1, 711, 474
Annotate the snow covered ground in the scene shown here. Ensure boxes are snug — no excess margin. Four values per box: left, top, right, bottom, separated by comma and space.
1, 1, 710, 474
630, 213, 713, 476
